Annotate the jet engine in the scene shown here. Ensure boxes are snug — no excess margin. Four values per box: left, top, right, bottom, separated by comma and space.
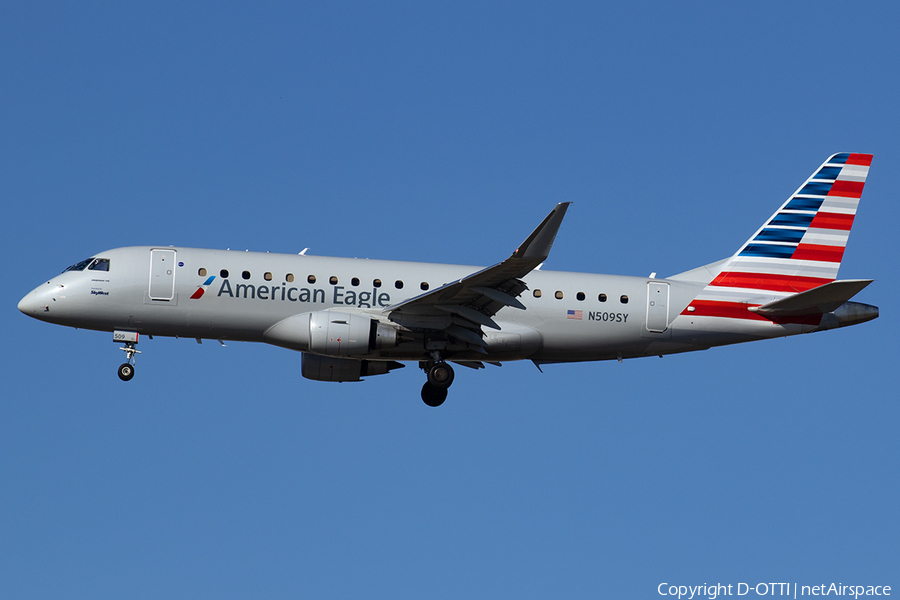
264, 310, 399, 357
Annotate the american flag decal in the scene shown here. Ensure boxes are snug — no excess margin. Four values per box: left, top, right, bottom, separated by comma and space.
567, 310, 583, 320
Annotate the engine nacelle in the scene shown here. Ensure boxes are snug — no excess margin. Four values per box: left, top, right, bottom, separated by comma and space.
264, 310, 399, 357
310, 311, 371, 355
301, 353, 404, 382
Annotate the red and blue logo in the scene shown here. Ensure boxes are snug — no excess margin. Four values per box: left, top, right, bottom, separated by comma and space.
190, 276, 216, 299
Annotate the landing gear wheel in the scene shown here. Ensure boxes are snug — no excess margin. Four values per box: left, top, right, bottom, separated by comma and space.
118, 363, 135, 381
427, 362, 455, 389
421, 382, 448, 407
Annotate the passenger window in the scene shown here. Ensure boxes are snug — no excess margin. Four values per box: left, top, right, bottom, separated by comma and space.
199, 268, 207, 277
555, 291, 564, 299
286, 273, 295, 283
329, 276, 338, 285
351, 277, 360, 287
374, 279, 382, 288
599, 293, 607, 302
308, 275, 316, 284
533, 289, 542, 298
576, 292, 585, 301
264, 272, 273, 281
88, 258, 110, 271
620, 295, 629, 304
220, 269, 229, 278
421, 282, 429, 291
242, 271, 251, 280
395, 280, 404, 289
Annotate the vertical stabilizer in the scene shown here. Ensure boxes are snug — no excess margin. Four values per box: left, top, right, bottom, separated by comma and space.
685, 153, 872, 320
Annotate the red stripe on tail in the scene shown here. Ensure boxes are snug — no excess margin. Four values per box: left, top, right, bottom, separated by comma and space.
828, 180, 864, 198
791, 244, 845, 263
681, 300, 768, 321
846, 153, 873, 166
682, 300, 823, 325
709, 272, 832, 293
809, 212, 855, 231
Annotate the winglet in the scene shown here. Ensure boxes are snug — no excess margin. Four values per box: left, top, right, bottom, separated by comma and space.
512, 202, 571, 261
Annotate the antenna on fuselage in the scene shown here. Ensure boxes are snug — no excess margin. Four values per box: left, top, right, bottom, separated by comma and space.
299, 248, 309, 255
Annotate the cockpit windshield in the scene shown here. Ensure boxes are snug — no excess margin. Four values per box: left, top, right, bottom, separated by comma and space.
64, 257, 110, 272
64, 258, 93, 272
88, 258, 110, 271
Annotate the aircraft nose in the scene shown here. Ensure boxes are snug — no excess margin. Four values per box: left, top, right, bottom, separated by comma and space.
19, 279, 79, 323
18, 292, 34, 315
18, 284, 52, 318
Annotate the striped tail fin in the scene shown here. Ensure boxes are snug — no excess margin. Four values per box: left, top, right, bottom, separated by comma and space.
687, 153, 872, 318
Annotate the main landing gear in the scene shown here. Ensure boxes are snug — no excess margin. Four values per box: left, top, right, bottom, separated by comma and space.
421, 358, 455, 407
115, 330, 141, 382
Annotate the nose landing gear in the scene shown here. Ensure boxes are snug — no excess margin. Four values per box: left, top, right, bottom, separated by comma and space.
114, 330, 140, 381
421, 358, 455, 407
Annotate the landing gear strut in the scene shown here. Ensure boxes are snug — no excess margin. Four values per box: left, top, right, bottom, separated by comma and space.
115, 331, 141, 382
421, 359, 455, 407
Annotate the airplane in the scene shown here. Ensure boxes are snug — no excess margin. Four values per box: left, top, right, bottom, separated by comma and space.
18, 153, 878, 406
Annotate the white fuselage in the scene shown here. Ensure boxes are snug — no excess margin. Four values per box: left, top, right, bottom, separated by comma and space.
19, 246, 836, 365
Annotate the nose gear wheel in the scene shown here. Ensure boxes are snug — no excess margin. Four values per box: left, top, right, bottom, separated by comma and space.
118, 363, 135, 381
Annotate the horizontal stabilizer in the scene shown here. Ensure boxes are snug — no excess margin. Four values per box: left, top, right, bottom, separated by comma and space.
749, 279, 873, 317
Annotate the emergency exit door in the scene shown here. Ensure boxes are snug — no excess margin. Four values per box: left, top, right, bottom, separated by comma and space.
149, 249, 176, 300
646, 281, 669, 332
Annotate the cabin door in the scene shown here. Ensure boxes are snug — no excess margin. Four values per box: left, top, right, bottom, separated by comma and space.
149, 249, 176, 300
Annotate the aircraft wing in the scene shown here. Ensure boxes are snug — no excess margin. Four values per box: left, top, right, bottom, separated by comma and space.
383, 203, 571, 349
749, 279, 874, 317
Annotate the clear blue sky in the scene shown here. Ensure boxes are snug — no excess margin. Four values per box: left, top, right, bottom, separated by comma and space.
2, 2, 897, 598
